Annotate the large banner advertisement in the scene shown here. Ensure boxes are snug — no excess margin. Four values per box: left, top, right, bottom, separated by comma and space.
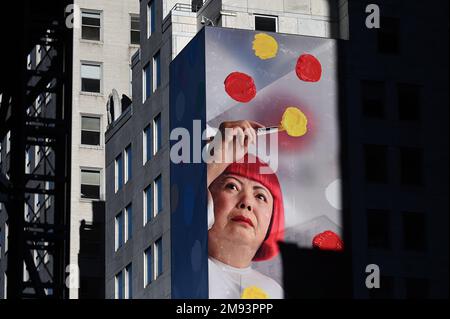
170, 27, 342, 299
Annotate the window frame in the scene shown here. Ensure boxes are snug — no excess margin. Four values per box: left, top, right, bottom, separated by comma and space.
81, 62, 102, 94
130, 14, 140, 45
80, 168, 102, 200
81, 9, 102, 42
254, 14, 278, 32
80, 114, 101, 146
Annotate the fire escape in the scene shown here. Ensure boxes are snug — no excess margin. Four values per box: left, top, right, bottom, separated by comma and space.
0, 1, 73, 298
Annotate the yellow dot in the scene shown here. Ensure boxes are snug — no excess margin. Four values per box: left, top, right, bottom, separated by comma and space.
252, 33, 278, 60
241, 286, 269, 299
281, 107, 308, 137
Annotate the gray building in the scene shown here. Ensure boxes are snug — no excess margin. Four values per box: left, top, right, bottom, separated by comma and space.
106, 0, 448, 300
105, 0, 349, 299
0, 0, 139, 299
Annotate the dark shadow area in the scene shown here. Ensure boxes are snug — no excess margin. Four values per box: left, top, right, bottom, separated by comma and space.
78, 201, 105, 299
280, 243, 352, 298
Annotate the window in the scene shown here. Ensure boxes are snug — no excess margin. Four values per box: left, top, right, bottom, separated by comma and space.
402, 212, 427, 252
115, 211, 124, 251
81, 63, 101, 93
364, 145, 388, 183
154, 175, 162, 216
115, 153, 123, 192
154, 238, 163, 278
398, 84, 421, 121
125, 145, 132, 183
143, 125, 152, 163
153, 114, 161, 155
81, 169, 101, 199
125, 204, 132, 241
81, 11, 101, 41
144, 246, 153, 286
255, 15, 277, 32
115, 270, 124, 299
144, 185, 152, 225
399, 147, 423, 185
367, 209, 391, 250
0, 228, 2, 260
125, 264, 133, 299
153, 51, 161, 92
81, 116, 101, 146
130, 14, 140, 45
378, 17, 400, 54
147, 1, 156, 38
361, 80, 385, 119
143, 63, 151, 102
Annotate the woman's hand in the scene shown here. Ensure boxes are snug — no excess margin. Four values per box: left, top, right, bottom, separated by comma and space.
207, 120, 264, 187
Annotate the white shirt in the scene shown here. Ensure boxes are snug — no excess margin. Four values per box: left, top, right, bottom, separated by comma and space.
208, 257, 284, 299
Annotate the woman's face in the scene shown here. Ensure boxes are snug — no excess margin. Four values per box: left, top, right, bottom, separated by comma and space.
208, 174, 274, 253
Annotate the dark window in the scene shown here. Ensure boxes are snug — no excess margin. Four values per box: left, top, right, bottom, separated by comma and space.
125, 145, 132, 183
400, 147, 423, 185
369, 276, 395, 299
155, 238, 163, 278
116, 211, 124, 250
81, 11, 101, 41
126, 204, 132, 241
378, 17, 400, 54
81, 63, 101, 93
405, 278, 429, 299
147, 1, 156, 37
116, 153, 123, 192
144, 185, 153, 224
364, 145, 388, 183
130, 15, 140, 45
145, 246, 153, 286
367, 209, 391, 249
154, 175, 162, 215
153, 51, 161, 91
398, 84, 421, 121
126, 264, 132, 299
81, 116, 100, 145
116, 271, 124, 299
81, 169, 100, 199
144, 125, 152, 163
153, 114, 161, 155
361, 80, 385, 119
255, 15, 277, 32
402, 212, 427, 251
143, 63, 151, 101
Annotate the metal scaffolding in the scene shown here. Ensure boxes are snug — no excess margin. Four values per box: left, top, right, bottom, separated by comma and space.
0, 1, 73, 299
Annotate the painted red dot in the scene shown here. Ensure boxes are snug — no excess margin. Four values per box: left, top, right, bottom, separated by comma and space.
296, 54, 322, 82
224, 72, 257, 103
312, 230, 344, 251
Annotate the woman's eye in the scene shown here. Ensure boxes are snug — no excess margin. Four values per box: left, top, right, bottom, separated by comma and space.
256, 194, 267, 202
226, 183, 238, 191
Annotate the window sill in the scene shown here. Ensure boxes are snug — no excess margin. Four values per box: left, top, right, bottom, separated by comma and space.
80, 91, 104, 97
79, 197, 103, 203
129, 44, 140, 48
80, 144, 104, 151
80, 39, 104, 45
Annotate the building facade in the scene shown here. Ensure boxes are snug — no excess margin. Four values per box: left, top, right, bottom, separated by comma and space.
105, 0, 349, 299
0, 0, 140, 299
